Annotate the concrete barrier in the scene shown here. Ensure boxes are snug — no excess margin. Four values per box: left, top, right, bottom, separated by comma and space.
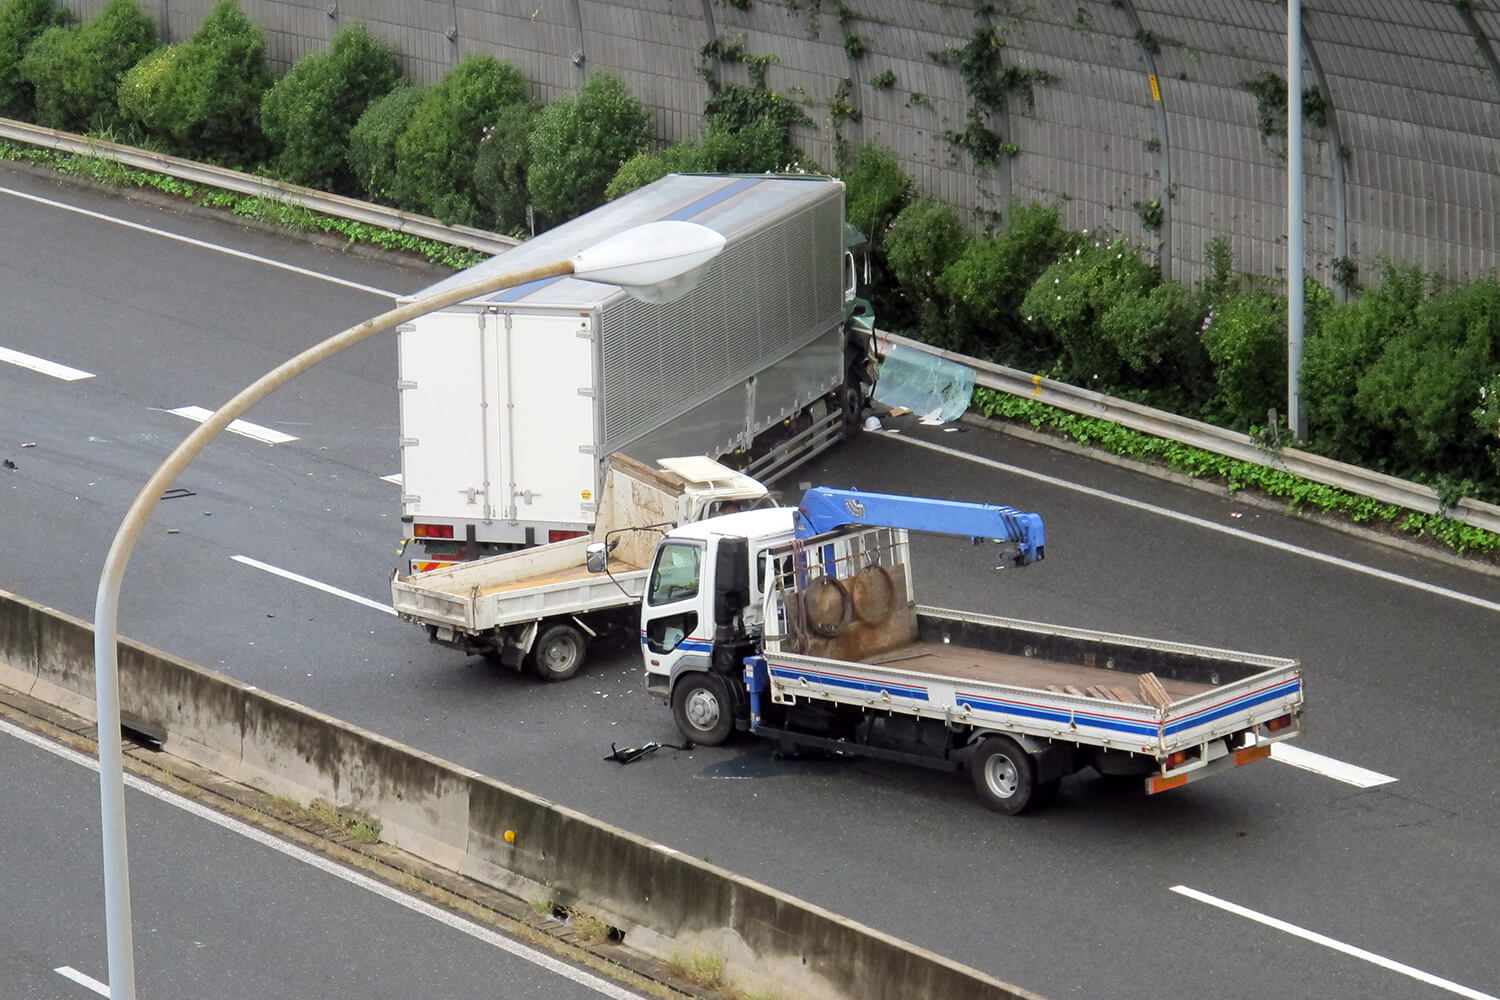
0, 588, 1043, 1000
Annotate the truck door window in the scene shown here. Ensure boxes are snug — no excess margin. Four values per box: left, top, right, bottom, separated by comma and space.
647, 541, 702, 606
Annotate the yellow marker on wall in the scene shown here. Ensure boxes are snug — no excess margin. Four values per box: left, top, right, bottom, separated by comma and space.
1149, 74, 1161, 101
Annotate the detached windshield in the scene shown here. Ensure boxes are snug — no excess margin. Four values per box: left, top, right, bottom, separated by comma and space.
647, 541, 702, 605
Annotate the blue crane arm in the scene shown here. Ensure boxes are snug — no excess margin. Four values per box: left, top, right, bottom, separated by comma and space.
795, 487, 1045, 566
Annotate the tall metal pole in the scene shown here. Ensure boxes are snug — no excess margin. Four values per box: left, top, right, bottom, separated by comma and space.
91, 218, 725, 999
1287, 0, 1306, 440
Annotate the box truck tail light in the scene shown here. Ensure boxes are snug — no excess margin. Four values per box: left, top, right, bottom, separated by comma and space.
1266, 714, 1294, 732
549, 529, 588, 543
414, 523, 455, 539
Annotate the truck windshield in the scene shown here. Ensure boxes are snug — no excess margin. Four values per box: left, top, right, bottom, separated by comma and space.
647, 541, 702, 605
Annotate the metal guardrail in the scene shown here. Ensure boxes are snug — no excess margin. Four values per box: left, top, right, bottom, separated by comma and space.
0, 118, 521, 257
877, 330, 1500, 537
5, 116, 1494, 538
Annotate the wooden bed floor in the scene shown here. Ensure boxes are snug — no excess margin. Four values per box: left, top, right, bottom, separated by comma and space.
864, 641, 1211, 704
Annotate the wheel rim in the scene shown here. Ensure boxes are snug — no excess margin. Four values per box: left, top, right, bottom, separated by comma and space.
539, 636, 577, 672
983, 753, 1019, 799
683, 687, 722, 732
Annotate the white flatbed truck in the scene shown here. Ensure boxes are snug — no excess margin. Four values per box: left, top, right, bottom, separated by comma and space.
391, 455, 769, 680
636, 488, 1305, 813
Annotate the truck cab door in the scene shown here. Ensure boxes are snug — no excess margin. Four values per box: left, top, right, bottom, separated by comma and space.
642, 540, 708, 692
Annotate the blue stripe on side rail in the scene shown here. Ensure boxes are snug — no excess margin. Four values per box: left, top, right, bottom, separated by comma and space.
769, 664, 930, 702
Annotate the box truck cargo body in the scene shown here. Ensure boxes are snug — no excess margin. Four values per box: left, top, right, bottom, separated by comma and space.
397, 173, 874, 572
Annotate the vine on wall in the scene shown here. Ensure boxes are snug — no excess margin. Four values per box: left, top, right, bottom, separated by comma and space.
929, 24, 1050, 166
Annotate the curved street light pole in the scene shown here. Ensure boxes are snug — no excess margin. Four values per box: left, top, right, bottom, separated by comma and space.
92, 220, 724, 1000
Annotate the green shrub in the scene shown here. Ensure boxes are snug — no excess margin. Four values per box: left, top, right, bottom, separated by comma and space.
882, 197, 965, 335
605, 116, 799, 202
18, 0, 156, 132
1021, 238, 1207, 407
116, 0, 271, 165
703, 81, 810, 168
259, 22, 399, 194
471, 100, 540, 235
1302, 263, 1422, 464
1352, 275, 1500, 483
841, 142, 911, 254
393, 55, 528, 225
347, 83, 423, 206
936, 201, 1080, 364
1200, 290, 1286, 429
528, 72, 652, 227
0, 0, 70, 119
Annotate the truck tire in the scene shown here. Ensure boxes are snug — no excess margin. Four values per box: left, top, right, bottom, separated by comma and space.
970, 735, 1037, 815
530, 623, 587, 682
671, 672, 734, 746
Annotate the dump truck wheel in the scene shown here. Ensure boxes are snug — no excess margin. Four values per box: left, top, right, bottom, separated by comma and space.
970, 735, 1037, 815
672, 672, 734, 746
530, 623, 586, 682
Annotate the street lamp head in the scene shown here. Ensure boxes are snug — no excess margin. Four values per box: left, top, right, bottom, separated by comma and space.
568, 220, 726, 303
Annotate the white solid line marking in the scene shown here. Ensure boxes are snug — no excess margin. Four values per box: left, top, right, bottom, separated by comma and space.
53, 966, 110, 997
890, 434, 1500, 616
168, 406, 298, 445
1269, 743, 1396, 787
0, 345, 95, 381
5, 720, 643, 1000
0, 184, 398, 298
232, 554, 396, 615
1172, 885, 1498, 1000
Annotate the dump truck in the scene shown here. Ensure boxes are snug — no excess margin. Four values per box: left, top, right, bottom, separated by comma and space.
396, 172, 875, 573
391, 454, 771, 681
635, 488, 1305, 813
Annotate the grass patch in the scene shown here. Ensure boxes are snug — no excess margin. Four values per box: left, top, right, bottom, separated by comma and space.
0, 138, 487, 271
972, 387, 1500, 560
306, 798, 381, 843
567, 908, 612, 944
665, 951, 725, 988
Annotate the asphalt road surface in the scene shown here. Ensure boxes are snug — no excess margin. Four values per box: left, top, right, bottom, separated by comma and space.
4, 163, 1499, 1000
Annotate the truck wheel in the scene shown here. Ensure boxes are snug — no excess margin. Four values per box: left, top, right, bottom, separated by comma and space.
530, 623, 587, 682
671, 672, 734, 746
970, 735, 1037, 815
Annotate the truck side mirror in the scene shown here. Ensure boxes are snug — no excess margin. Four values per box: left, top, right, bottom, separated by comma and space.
585, 541, 609, 573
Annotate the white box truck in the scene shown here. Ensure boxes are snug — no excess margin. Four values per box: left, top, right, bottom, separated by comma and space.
396, 173, 875, 573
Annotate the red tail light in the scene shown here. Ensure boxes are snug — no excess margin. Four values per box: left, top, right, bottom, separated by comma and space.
414, 523, 455, 539
1266, 714, 1293, 732
549, 529, 588, 543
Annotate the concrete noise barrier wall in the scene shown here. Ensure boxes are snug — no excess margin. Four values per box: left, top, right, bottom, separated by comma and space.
0, 589, 1042, 1000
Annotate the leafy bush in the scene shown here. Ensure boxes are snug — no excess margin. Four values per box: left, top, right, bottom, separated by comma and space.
0, 0, 69, 119
1200, 290, 1286, 429
1301, 263, 1422, 465
259, 22, 399, 193
393, 55, 528, 225
1352, 275, 1500, 483
471, 100, 540, 235
528, 72, 652, 227
18, 0, 156, 132
347, 83, 423, 206
936, 201, 1080, 364
116, 0, 271, 165
702, 82, 810, 170
882, 197, 965, 336
1021, 238, 1208, 407
841, 142, 911, 255
605, 117, 800, 201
